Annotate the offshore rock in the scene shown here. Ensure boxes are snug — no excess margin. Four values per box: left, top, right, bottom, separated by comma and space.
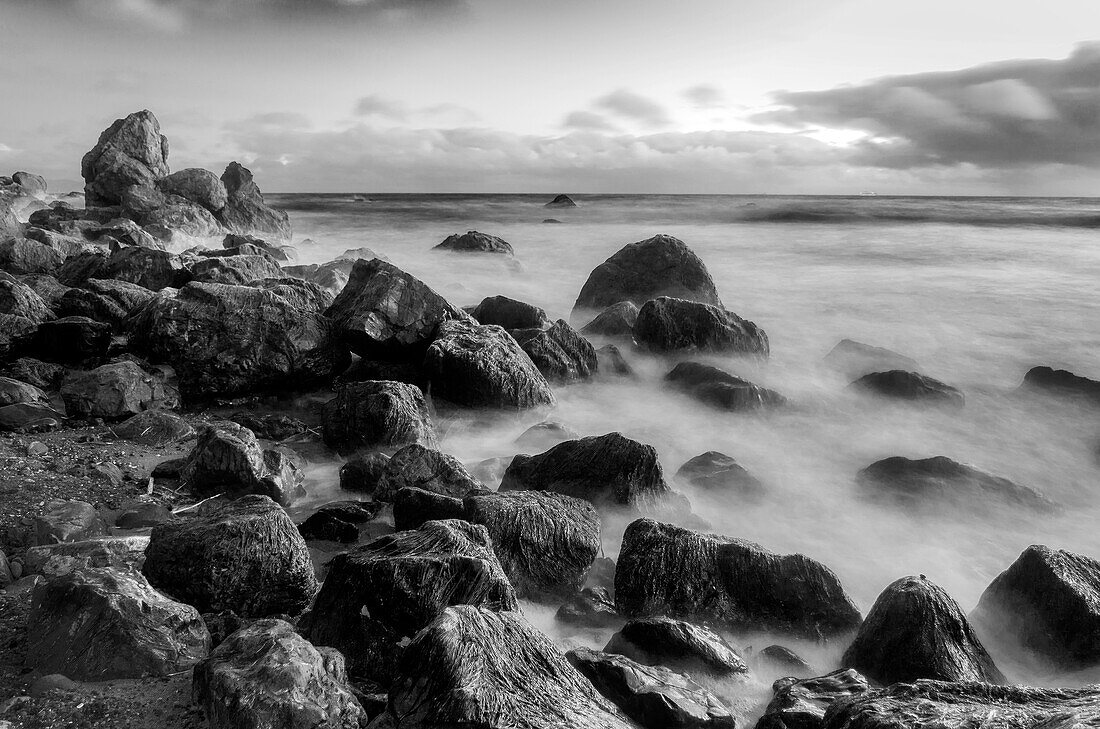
1021, 365, 1100, 405
675, 451, 765, 501
513, 318, 598, 383
823, 339, 919, 380
666, 361, 785, 411
545, 194, 577, 208
635, 297, 769, 356
850, 370, 964, 406
216, 162, 292, 241
471, 295, 548, 330
434, 230, 514, 255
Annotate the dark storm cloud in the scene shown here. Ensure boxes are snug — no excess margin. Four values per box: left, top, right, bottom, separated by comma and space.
562, 111, 620, 132
758, 42, 1100, 168
594, 89, 672, 127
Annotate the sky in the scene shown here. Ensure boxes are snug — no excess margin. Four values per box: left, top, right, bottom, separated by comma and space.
2, 0, 1100, 195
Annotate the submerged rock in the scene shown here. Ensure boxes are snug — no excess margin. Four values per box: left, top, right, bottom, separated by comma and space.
321, 380, 437, 455
635, 297, 770, 356
471, 295, 548, 330
81, 110, 170, 207
666, 361, 784, 411
850, 370, 964, 406
582, 301, 639, 339
434, 230, 514, 255
675, 451, 765, 501
1021, 365, 1100, 405
180, 422, 305, 506
823, 339, 919, 380
515, 420, 579, 450
513, 319, 598, 383
596, 343, 635, 377
756, 669, 870, 729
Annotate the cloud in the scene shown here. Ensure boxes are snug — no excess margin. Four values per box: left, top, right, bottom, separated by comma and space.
757, 42, 1100, 169
562, 111, 619, 132
683, 84, 724, 108
594, 89, 671, 128
237, 112, 313, 131
354, 95, 409, 121
0, 143, 13, 153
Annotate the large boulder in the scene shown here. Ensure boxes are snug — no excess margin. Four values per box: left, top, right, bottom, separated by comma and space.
971, 544, 1100, 670
190, 254, 283, 286
756, 669, 870, 729
604, 616, 748, 678
582, 301, 640, 339
192, 618, 366, 729
574, 234, 722, 313
0, 401, 63, 431
634, 297, 769, 356
383, 606, 634, 729
26, 566, 209, 680
104, 245, 189, 291
157, 168, 227, 213
513, 319, 598, 383
616, 518, 862, 639
842, 576, 1003, 685
1, 276, 52, 358
666, 361, 784, 411
0, 238, 63, 275
297, 519, 518, 681
850, 370, 964, 406
60, 360, 178, 420
128, 281, 348, 402
30, 316, 111, 364
180, 422, 305, 506
216, 162, 292, 242
142, 495, 317, 618
471, 295, 548, 329
321, 380, 437, 455
56, 278, 156, 330
1021, 365, 1100, 405
22, 534, 150, 577
823, 339, 918, 380
81, 110, 170, 206
434, 230, 514, 255
141, 195, 225, 240
0, 375, 48, 407
424, 319, 555, 408
675, 451, 765, 502
556, 587, 620, 629
374, 443, 483, 501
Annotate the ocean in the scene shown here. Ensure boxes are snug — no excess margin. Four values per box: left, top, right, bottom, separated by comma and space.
270, 192, 1100, 687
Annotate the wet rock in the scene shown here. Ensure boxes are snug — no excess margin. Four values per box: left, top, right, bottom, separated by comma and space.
56, 278, 156, 330
216, 162, 292, 241
513, 319, 598, 382
252, 276, 333, 312
190, 254, 283, 286
34, 500, 108, 545
30, 316, 111, 364
582, 301, 639, 339
604, 616, 748, 678
574, 234, 722, 313
81, 110, 170, 207
157, 168, 227, 213
424, 319, 555, 408
434, 230, 514, 255
557, 587, 620, 629
1021, 365, 1100, 405
596, 343, 634, 376
758, 645, 814, 677
143, 495, 317, 617
615, 518, 862, 639
193, 618, 366, 729
471, 294, 548, 329
321, 380, 437, 456
24, 226, 89, 256
635, 297, 769, 356
823, 339, 919, 380
0, 402, 63, 432
515, 420, 579, 451
850, 370, 964, 406
675, 451, 765, 501
374, 443, 484, 501
339, 451, 390, 493
755, 669, 870, 729
20, 273, 71, 310
60, 360, 178, 420
545, 194, 577, 208
0, 238, 63, 275
27, 567, 209, 680
392, 487, 467, 530
0, 375, 48, 406
180, 422, 305, 506
23, 535, 150, 577
666, 361, 785, 411
298, 500, 383, 543
110, 409, 195, 446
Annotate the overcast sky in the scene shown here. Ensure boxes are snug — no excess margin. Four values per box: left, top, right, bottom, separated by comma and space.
2, 0, 1100, 194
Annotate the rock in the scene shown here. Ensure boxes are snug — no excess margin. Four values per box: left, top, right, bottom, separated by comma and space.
27, 567, 209, 680
252, 276, 333, 312
1021, 365, 1100, 404
842, 576, 1003, 685
60, 360, 178, 420
157, 168, 227, 213
190, 254, 283, 286
574, 234, 722, 313
284, 259, 352, 299
392, 487, 468, 530
216, 162, 292, 242
374, 443, 484, 501
152, 456, 187, 479
29, 673, 81, 697
143, 495, 317, 618
471, 295, 548, 330
228, 412, 307, 441
104, 245, 189, 291
424, 319, 555, 408
500, 432, 675, 513
557, 587, 620, 629
12, 171, 47, 198
604, 616, 748, 678
755, 669, 870, 729
384, 606, 633, 729
596, 343, 634, 376
120, 182, 168, 216
128, 281, 348, 402
321, 380, 437, 455
336, 245, 385, 262
0, 549, 13, 589
634, 297, 769, 356
0, 402, 63, 432
758, 645, 814, 677
434, 230, 514, 255
515, 421, 579, 451
513, 319, 598, 382
30, 316, 111, 364
23, 535, 150, 577
615, 518, 862, 639
181, 422, 305, 506
81, 110, 170, 207
141, 196, 225, 240
84, 217, 160, 249
110, 410, 195, 446
297, 520, 518, 681
582, 301, 640, 339
24, 226, 89, 257
666, 362, 785, 411
324, 258, 471, 360
675, 451, 765, 501
823, 339, 919, 380
339, 451, 390, 493
28, 202, 121, 236
20, 273, 71, 310
545, 194, 577, 208
0, 238, 63, 275
850, 370, 964, 406
192, 618, 366, 729
971, 544, 1100, 670
0, 375, 48, 406
543, 218, 563, 223
1, 274, 54, 326
115, 498, 173, 529
56, 249, 110, 286
56, 278, 156, 330
567, 647, 736, 729
1, 358, 67, 389
34, 500, 107, 545
298, 500, 383, 543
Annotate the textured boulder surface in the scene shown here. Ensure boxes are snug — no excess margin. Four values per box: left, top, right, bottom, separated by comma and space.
557, 587, 620, 629
143, 495, 317, 618
634, 297, 770, 356
56, 278, 156, 330
424, 319, 555, 408
0, 375, 48, 407
142, 195, 225, 240
616, 518, 862, 639
574, 234, 722, 313
30, 315, 111, 364
666, 362, 784, 411
971, 544, 1100, 669
190, 254, 282, 286
216, 162, 292, 241
1, 276, 52, 358
321, 380, 437, 455
60, 360, 178, 420
434, 230, 514, 255
471, 295, 548, 330
339, 451, 390, 493
298, 520, 518, 681
180, 422, 305, 506
34, 499, 108, 545
157, 167, 227, 213
56, 249, 109, 287
27, 566, 209, 680
823, 339, 919, 380
756, 669, 870, 729
110, 409, 195, 446
385, 606, 634, 729
0, 237, 63, 275
374, 443, 483, 500
850, 370, 964, 406
81, 110, 170, 206
582, 301, 640, 339
604, 616, 748, 677
675, 451, 765, 501
297, 500, 382, 543
513, 318, 598, 382
325, 257, 470, 359
567, 647, 737, 729
1021, 365, 1100, 404
0, 401, 63, 432
22, 534, 149, 578
501, 432, 675, 512
192, 618, 366, 729
392, 487, 467, 530
106, 245, 190, 291
842, 576, 1003, 685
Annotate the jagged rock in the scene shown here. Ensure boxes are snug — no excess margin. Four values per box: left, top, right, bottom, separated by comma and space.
850, 370, 964, 406
56, 249, 110, 286
110, 410, 195, 446
582, 301, 639, 338
823, 339, 918, 380
27, 567, 209, 680
298, 500, 383, 543
567, 647, 736, 729
81, 110, 170, 207
85, 218, 160, 249
843, 576, 1003, 685
616, 518, 862, 639
666, 362, 785, 411
252, 276, 333, 312
675, 451, 765, 501
384, 606, 633, 729
128, 281, 348, 402
30, 316, 111, 364
143, 495, 317, 618
434, 230, 514, 255
515, 421, 578, 451
20, 274, 70, 311
635, 297, 769, 356
216, 162, 292, 242
1021, 365, 1100, 404
190, 254, 283, 285
56, 278, 156, 330
0, 375, 48, 406
34, 500, 108, 545
193, 618, 366, 729
1, 274, 53, 323
60, 360, 177, 420
23, 535, 149, 577
971, 544, 1100, 669
596, 344, 634, 376
157, 168, 227, 213
545, 194, 577, 208
513, 319, 598, 382
297, 520, 518, 681
180, 422, 305, 506
28, 202, 120, 236
201, 242, 277, 263
0, 238, 63, 275
424, 319, 555, 408
756, 669, 870, 729
24, 226, 89, 257
121, 183, 168, 216
471, 295, 548, 329
321, 380, 437, 455
557, 587, 620, 629
604, 616, 748, 678
374, 443, 483, 501
1, 358, 67, 389
0, 402, 63, 431
500, 432, 675, 513
283, 259, 352, 299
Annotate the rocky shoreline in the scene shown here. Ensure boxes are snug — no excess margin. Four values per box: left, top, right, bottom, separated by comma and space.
2, 110, 1100, 729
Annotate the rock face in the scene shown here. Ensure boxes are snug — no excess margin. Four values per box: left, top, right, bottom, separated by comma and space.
157, 168, 227, 213
604, 616, 748, 677
666, 362, 784, 411
60, 360, 177, 420
81, 110, 170, 207
501, 433, 674, 513
217, 162, 292, 241
142, 495, 317, 618
471, 295, 548, 330
192, 618, 366, 729
823, 339, 919, 380
545, 194, 577, 208
424, 320, 555, 408
434, 230, 514, 255
374, 443, 483, 501
181, 422, 305, 506
756, 669, 870, 729
567, 647, 737, 729
675, 451, 764, 501
634, 297, 770, 356
27, 567, 209, 680
384, 606, 634, 729
190, 254, 282, 286
574, 235, 722, 313
616, 518, 862, 639
850, 370, 964, 406
842, 576, 1003, 685
1021, 365, 1100, 404
582, 301, 640, 339
57, 278, 156, 330
105, 245, 189, 291
971, 544, 1100, 669
129, 281, 347, 402
0, 238, 63, 275
298, 520, 518, 681
321, 380, 437, 455
513, 319, 598, 382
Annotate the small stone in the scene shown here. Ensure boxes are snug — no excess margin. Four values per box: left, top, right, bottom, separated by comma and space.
27, 441, 47, 456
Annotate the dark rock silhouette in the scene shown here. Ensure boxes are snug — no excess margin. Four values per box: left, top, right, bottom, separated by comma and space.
850, 370, 963, 406
823, 339, 918, 380
1021, 365, 1100, 404
513, 319, 598, 382
675, 451, 765, 501
434, 230, 514, 255
297, 500, 383, 543
666, 362, 784, 411
471, 294, 549, 330
545, 194, 577, 208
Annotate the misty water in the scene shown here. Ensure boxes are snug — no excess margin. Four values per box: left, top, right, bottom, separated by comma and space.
271, 193, 1100, 697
